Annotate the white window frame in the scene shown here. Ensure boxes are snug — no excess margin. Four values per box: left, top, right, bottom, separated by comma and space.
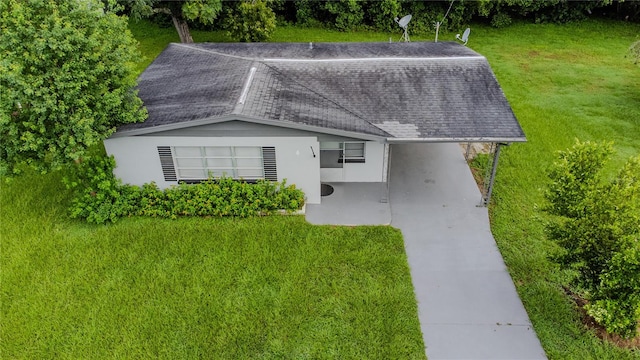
319, 141, 366, 164
172, 146, 265, 181
341, 141, 366, 163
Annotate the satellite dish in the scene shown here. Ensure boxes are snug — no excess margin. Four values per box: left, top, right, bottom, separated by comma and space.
397, 14, 412, 29
456, 28, 471, 46
394, 14, 412, 42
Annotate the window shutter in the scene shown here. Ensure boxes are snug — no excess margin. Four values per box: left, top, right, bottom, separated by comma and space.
157, 146, 177, 181
262, 147, 277, 181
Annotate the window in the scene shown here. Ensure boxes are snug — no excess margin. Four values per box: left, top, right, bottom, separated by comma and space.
341, 142, 365, 163
173, 146, 265, 181
319, 141, 366, 167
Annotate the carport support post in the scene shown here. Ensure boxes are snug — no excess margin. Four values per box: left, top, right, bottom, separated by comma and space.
483, 143, 504, 206
380, 144, 391, 203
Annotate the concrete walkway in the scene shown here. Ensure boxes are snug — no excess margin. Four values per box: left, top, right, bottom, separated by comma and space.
389, 143, 546, 359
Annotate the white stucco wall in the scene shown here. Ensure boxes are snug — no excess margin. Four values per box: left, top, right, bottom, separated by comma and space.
104, 136, 322, 204
319, 141, 386, 183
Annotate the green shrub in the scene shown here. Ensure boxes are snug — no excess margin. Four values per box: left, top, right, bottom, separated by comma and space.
364, 0, 401, 33
545, 140, 640, 338
293, 0, 325, 28
586, 244, 640, 339
138, 178, 303, 218
545, 140, 613, 219
67, 153, 305, 224
64, 155, 137, 224
225, 0, 276, 42
323, 0, 364, 31
490, 12, 512, 28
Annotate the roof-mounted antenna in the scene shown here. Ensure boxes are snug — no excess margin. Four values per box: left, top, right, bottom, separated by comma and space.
435, 0, 456, 43
456, 28, 471, 46
394, 14, 412, 42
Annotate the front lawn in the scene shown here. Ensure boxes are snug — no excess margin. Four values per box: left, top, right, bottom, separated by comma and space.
0, 169, 425, 358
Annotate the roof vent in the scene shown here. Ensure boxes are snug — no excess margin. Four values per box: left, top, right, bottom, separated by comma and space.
238, 67, 257, 105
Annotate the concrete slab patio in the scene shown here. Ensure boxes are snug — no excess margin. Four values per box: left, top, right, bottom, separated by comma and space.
389, 143, 546, 359
306, 183, 391, 225
305, 142, 546, 359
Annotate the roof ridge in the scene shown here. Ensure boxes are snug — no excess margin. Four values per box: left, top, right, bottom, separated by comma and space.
262, 56, 486, 62
259, 62, 392, 137
172, 43, 256, 61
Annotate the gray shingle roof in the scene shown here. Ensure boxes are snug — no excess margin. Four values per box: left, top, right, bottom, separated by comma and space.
117, 42, 525, 142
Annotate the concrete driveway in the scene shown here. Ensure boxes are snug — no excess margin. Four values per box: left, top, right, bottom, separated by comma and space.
389, 143, 546, 360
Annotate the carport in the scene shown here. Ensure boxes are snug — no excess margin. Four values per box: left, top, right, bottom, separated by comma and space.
305, 141, 509, 225
385, 140, 509, 206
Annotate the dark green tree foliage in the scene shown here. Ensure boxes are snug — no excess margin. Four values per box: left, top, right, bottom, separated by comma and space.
402, 0, 472, 35
293, 0, 320, 27
280, 0, 634, 33
323, 0, 365, 31
225, 0, 276, 42
478, 0, 596, 24
545, 141, 640, 338
364, 0, 402, 33
0, 0, 146, 174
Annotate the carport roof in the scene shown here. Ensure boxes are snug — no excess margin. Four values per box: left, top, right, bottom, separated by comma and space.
114, 42, 525, 142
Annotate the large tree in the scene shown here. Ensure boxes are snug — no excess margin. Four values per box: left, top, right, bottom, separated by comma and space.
128, 0, 222, 43
0, 0, 146, 174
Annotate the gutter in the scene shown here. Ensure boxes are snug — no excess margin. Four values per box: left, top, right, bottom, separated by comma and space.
386, 137, 526, 143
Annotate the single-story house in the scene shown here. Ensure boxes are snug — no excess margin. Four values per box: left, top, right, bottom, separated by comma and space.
105, 41, 525, 204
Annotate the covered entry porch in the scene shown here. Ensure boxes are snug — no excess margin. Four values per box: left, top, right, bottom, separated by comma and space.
305, 141, 506, 225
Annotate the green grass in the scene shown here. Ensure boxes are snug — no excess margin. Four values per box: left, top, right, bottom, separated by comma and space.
472, 20, 640, 359
0, 170, 425, 359
3, 17, 639, 359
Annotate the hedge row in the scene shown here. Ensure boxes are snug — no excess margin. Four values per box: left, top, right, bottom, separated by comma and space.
66, 155, 305, 224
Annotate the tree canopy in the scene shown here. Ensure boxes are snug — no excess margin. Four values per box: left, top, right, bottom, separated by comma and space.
225, 0, 276, 42
0, 0, 146, 174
